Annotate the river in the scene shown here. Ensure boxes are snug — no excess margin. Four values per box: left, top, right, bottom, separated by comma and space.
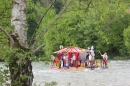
0, 60, 130, 86
32, 60, 130, 86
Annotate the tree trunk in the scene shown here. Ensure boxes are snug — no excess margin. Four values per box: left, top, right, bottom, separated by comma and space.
10, 0, 33, 86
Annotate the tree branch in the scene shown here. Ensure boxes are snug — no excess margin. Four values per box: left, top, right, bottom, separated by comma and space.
85, 0, 91, 11
31, 0, 74, 51
0, 26, 14, 50
32, 43, 45, 53
29, 0, 56, 44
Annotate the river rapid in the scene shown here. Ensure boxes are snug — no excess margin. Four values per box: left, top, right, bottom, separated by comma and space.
32, 60, 130, 86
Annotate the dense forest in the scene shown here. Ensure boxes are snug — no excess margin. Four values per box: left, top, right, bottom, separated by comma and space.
1, 0, 130, 61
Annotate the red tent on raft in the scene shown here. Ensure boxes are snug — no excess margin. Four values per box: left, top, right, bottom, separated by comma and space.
53, 46, 83, 53
53, 46, 84, 68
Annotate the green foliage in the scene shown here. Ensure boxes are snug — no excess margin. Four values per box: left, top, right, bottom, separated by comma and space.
0, 0, 11, 27
123, 26, 130, 53
0, 0, 11, 61
27, 0, 37, 43
0, 66, 9, 85
44, 81, 58, 86
33, 81, 58, 86
112, 56, 130, 60
54, 0, 63, 14
42, 0, 130, 59
0, 48, 34, 85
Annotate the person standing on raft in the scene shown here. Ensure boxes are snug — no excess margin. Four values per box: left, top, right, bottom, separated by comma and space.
101, 52, 108, 68
51, 55, 55, 67
90, 46, 95, 67
88, 52, 93, 69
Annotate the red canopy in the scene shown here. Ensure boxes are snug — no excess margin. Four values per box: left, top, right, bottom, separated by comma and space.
53, 46, 83, 53
53, 46, 84, 61
53, 46, 84, 68
53, 47, 68, 54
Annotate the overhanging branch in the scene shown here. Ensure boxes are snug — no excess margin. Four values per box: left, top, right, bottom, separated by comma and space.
31, 0, 74, 50
29, 0, 56, 44
32, 43, 45, 53
0, 26, 14, 50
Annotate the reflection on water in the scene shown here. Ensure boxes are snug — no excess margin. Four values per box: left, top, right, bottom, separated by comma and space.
32, 60, 130, 86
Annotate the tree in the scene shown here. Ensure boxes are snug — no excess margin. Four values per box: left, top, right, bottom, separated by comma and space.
0, 0, 74, 85
7, 0, 33, 85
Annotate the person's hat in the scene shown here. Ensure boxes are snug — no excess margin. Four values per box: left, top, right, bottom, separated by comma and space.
91, 46, 94, 50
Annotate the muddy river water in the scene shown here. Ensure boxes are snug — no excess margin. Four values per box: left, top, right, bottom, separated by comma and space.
32, 60, 130, 86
